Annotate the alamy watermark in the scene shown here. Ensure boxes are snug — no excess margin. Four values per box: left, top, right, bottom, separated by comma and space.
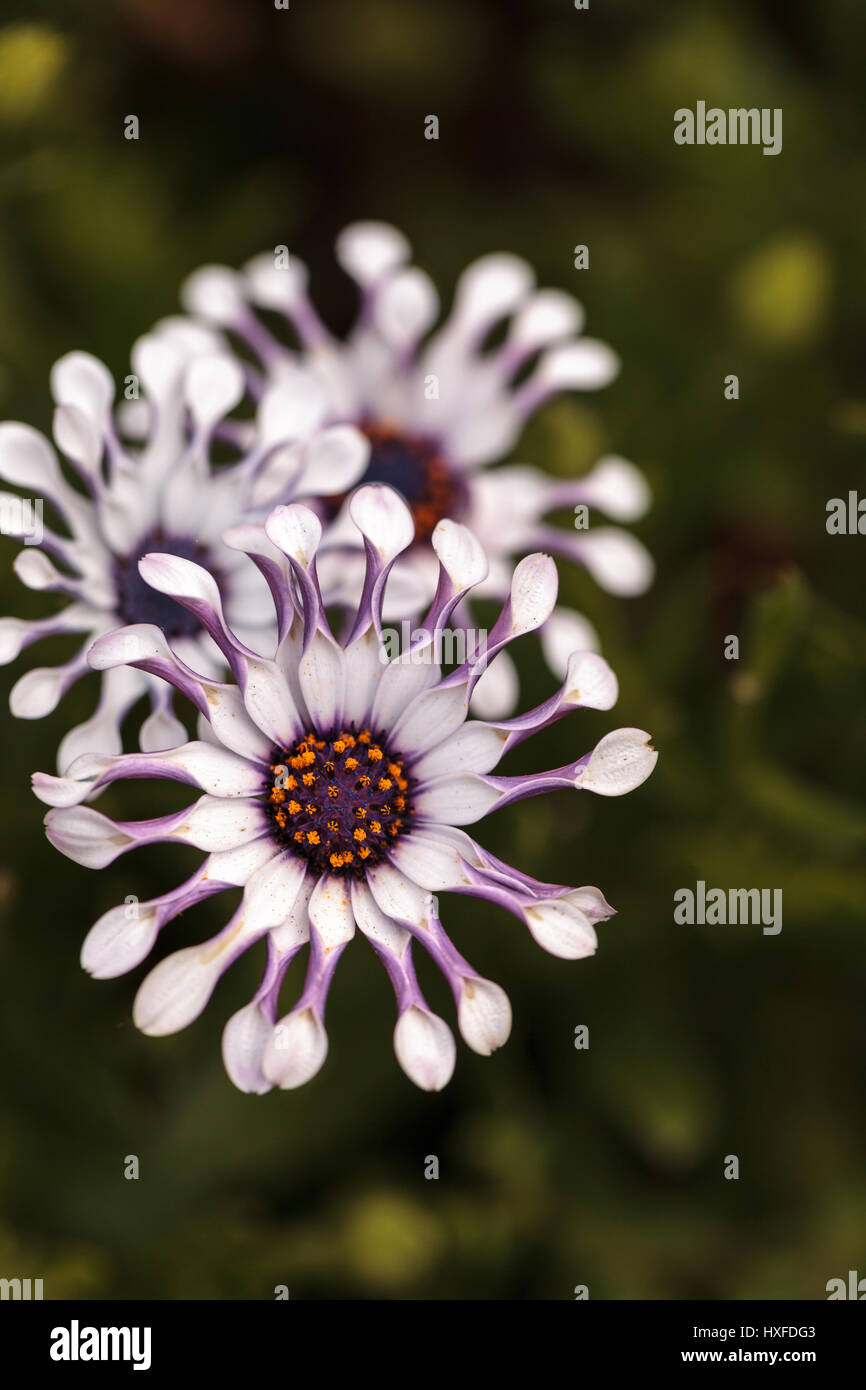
826, 1270, 866, 1299
50, 1321, 151, 1371
1, 1275, 43, 1299
0, 495, 43, 545
674, 880, 782, 935
826, 492, 866, 534
378, 622, 488, 669
674, 102, 782, 156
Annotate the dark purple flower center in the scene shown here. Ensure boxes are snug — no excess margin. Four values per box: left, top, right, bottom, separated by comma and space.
266, 727, 414, 878
349, 421, 465, 544
113, 531, 213, 639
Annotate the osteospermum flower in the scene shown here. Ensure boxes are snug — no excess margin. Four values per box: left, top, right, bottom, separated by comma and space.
32, 484, 657, 1093
0, 325, 370, 770
179, 220, 654, 715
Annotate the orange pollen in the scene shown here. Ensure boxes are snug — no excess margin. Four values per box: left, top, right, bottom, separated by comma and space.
267, 727, 415, 878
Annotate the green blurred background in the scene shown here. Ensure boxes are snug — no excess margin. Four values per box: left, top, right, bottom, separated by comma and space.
1, 0, 865, 1300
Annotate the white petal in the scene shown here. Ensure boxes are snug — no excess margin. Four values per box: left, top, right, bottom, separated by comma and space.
169, 795, 265, 851
336, 221, 410, 286
88, 622, 173, 669
578, 455, 651, 521
523, 899, 598, 959
458, 978, 512, 1055
81, 902, 160, 979
508, 552, 558, 633
308, 873, 356, 950
342, 626, 384, 727
130, 333, 184, 402
11, 665, 71, 718
263, 1008, 328, 1088
133, 944, 225, 1036
564, 886, 616, 923
222, 1002, 274, 1094
184, 354, 246, 433
296, 632, 345, 732
468, 650, 518, 720
13, 550, 67, 591
139, 551, 222, 610
443, 400, 519, 470
153, 315, 225, 358
0, 422, 61, 492
391, 682, 469, 758
411, 720, 507, 779
294, 425, 369, 496
219, 652, 289, 738
533, 339, 619, 392
270, 872, 313, 954
349, 483, 415, 560
370, 650, 438, 731
540, 606, 600, 679
431, 519, 488, 590
50, 351, 115, 422
414, 774, 500, 826
264, 503, 322, 566
389, 832, 474, 891
575, 727, 658, 796
139, 704, 188, 753
180, 264, 246, 325
241, 443, 299, 510
468, 466, 550, 544
452, 253, 533, 332
257, 370, 327, 445
577, 528, 655, 596
563, 650, 618, 711
243, 251, 309, 310
367, 862, 430, 929
509, 290, 584, 353
350, 880, 409, 954
44, 806, 133, 869
373, 267, 439, 348
53, 404, 102, 473
241, 852, 308, 935
33, 757, 113, 808
208, 837, 280, 887
394, 1007, 455, 1091
203, 683, 274, 764
0, 617, 38, 663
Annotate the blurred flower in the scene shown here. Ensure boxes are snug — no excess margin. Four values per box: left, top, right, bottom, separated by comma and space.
0, 325, 369, 770
731, 234, 832, 349
180, 221, 654, 716
33, 486, 657, 1092
0, 24, 67, 123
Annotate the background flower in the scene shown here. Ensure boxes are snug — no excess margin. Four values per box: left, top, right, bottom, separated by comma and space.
0, 329, 370, 769
179, 222, 654, 715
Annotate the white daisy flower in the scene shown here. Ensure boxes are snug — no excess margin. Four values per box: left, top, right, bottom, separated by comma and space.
180, 221, 654, 716
0, 324, 370, 770
32, 484, 657, 1093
